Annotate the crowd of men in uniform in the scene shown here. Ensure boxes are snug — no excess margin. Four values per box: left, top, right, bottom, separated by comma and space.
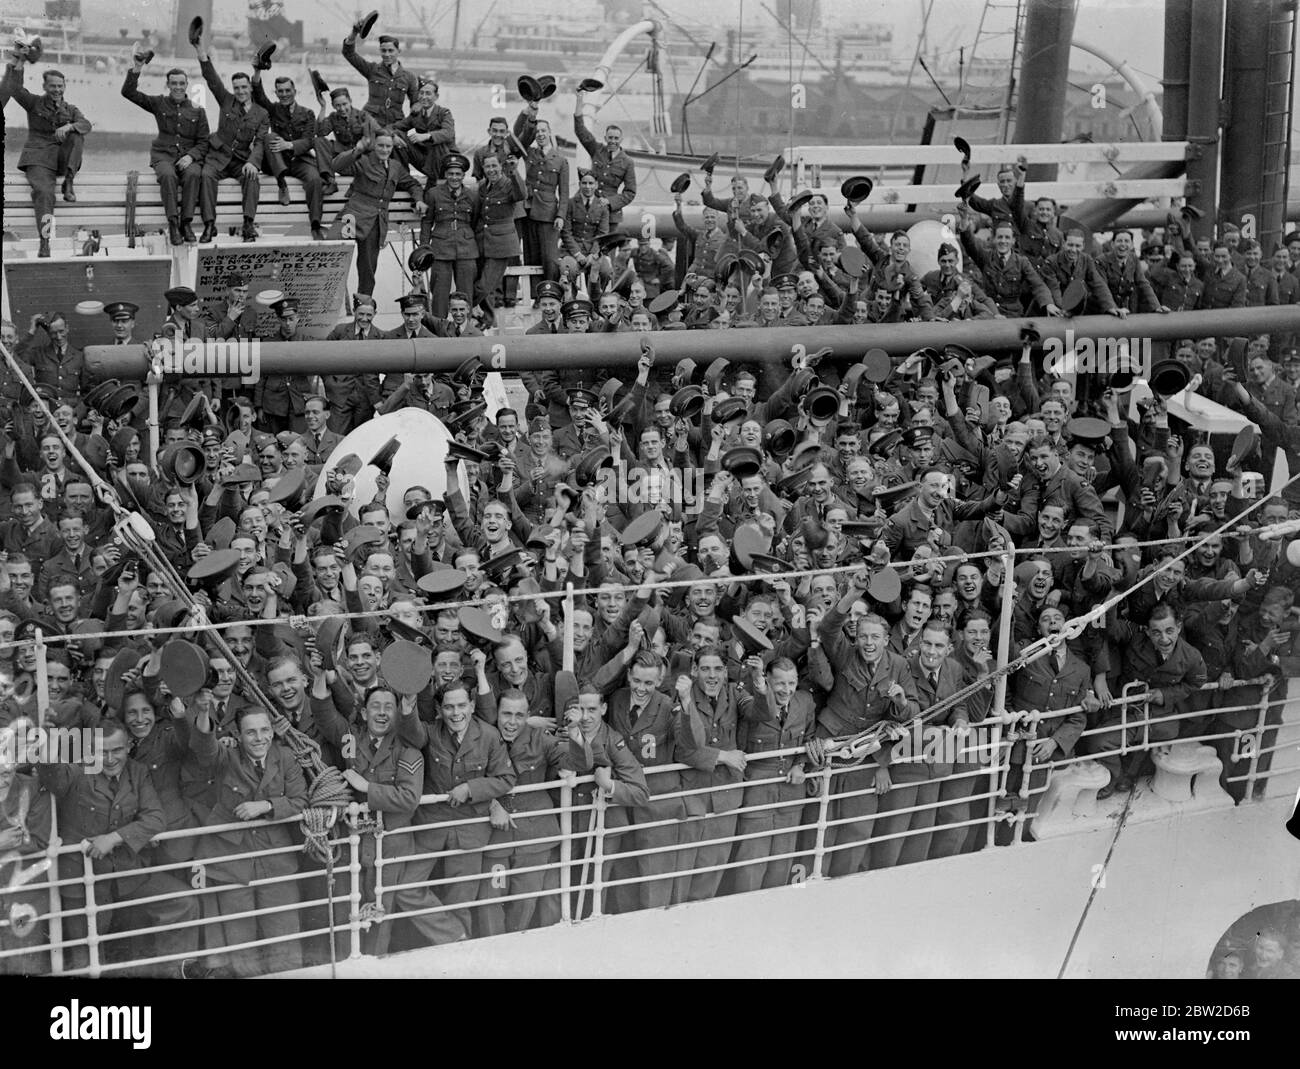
4, 253, 1300, 973
4, 16, 1300, 981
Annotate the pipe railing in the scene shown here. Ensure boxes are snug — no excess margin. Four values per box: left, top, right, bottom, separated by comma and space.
2, 677, 1292, 975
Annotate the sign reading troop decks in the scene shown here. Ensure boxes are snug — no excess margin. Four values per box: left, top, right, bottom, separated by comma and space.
194, 242, 355, 339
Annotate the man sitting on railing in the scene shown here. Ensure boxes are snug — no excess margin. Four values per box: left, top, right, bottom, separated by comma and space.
187, 699, 308, 976
37, 719, 200, 975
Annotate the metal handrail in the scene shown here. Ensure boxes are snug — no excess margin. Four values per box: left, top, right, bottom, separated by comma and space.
2, 679, 1292, 974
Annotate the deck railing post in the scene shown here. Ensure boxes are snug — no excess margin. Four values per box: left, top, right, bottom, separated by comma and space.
80, 851, 100, 978
810, 767, 833, 880
559, 780, 573, 923
347, 804, 364, 960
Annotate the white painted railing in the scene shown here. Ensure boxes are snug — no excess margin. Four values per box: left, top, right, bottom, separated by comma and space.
1, 677, 1292, 977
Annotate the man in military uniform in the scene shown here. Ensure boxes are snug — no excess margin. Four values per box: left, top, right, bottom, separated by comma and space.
476, 154, 525, 309
16, 312, 83, 405
1151, 250, 1204, 311
960, 217, 1060, 317
1201, 242, 1248, 309
1098, 230, 1163, 313
626, 239, 676, 301
514, 109, 568, 283
560, 170, 611, 292
525, 280, 565, 335
737, 194, 799, 279
1241, 240, 1279, 307
963, 160, 1026, 231
422, 153, 480, 317
313, 87, 380, 197
255, 299, 315, 434
329, 130, 426, 299
392, 78, 457, 182
398, 681, 516, 938
121, 56, 208, 245
103, 302, 140, 346
674, 198, 729, 282
1088, 603, 1207, 798
0, 56, 92, 257
194, 38, 271, 243
922, 242, 998, 320
252, 71, 325, 240
201, 273, 257, 342
1004, 605, 1099, 829
37, 720, 200, 973
471, 115, 514, 184
323, 294, 383, 431
550, 385, 606, 460
573, 87, 637, 229
342, 29, 419, 128
1017, 196, 1063, 270
1042, 228, 1125, 316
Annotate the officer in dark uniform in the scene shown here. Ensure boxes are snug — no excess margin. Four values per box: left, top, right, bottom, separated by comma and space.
342, 30, 419, 128
121, 55, 209, 245
573, 88, 637, 228
202, 273, 259, 340
0, 57, 92, 257
560, 170, 610, 286
194, 38, 271, 243
476, 153, 525, 308
255, 298, 314, 434
104, 302, 141, 346
252, 71, 325, 240
1098, 230, 1162, 313
422, 152, 480, 317
328, 129, 426, 300
514, 108, 569, 282
313, 87, 380, 196
392, 78, 458, 182
15, 312, 84, 405
525, 280, 565, 334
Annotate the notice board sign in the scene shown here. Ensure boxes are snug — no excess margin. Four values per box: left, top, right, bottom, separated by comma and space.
2, 254, 174, 349
194, 242, 355, 339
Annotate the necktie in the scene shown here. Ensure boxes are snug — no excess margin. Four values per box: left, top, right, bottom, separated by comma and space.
254, 759, 264, 774
929, 671, 939, 690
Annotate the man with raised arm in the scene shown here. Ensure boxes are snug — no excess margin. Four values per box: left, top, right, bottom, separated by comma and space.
0, 50, 92, 258
121, 55, 209, 245
573, 87, 636, 230
193, 33, 271, 243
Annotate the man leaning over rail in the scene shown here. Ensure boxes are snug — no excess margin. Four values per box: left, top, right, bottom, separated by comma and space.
560, 684, 650, 919
730, 656, 815, 895
36, 720, 199, 975
187, 697, 308, 976
1087, 600, 1208, 800
807, 571, 919, 878
397, 680, 515, 939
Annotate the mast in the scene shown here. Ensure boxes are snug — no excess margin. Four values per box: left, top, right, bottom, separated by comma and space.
451, 0, 460, 52
1011, 0, 1077, 181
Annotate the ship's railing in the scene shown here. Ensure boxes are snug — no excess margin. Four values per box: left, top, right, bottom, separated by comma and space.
2, 676, 1293, 977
